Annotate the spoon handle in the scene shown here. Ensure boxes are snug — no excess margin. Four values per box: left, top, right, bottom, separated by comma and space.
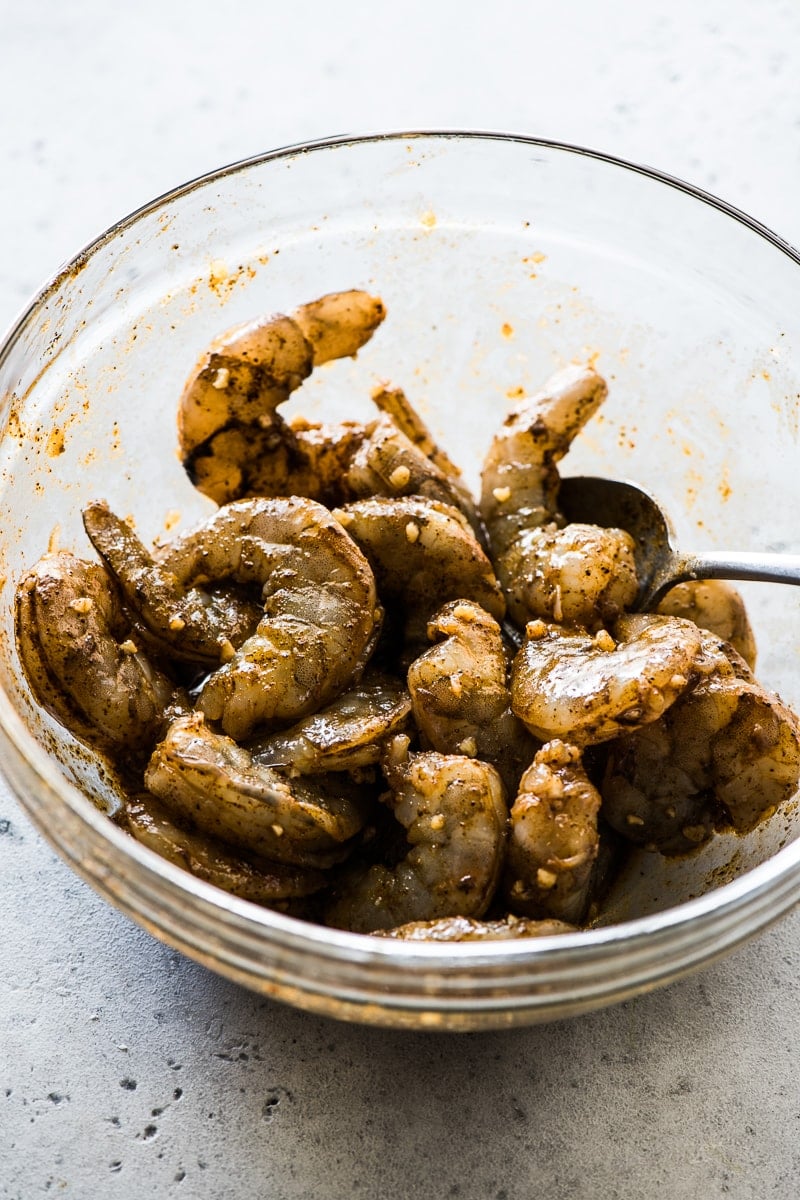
647, 551, 800, 608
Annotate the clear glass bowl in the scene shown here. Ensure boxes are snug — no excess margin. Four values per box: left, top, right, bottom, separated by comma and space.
1, 132, 799, 1030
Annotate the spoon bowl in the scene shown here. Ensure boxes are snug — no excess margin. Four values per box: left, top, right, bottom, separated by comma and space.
558, 475, 800, 610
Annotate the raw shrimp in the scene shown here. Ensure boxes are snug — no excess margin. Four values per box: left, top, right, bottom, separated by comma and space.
375, 914, 576, 941
251, 671, 412, 775
325, 735, 508, 933
657, 579, 757, 670
125, 792, 327, 902
500, 521, 639, 630
511, 613, 703, 745
480, 363, 608, 557
603, 631, 800, 851
503, 740, 601, 925
179, 289, 385, 460
144, 712, 372, 868
15, 552, 176, 754
406, 599, 536, 794
334, 496, 504, 653
480, 364, 639, 628
371, 383, 463, 479
344, 409, 483, 539
86, 496, 380, 740
83, 501, 263, 666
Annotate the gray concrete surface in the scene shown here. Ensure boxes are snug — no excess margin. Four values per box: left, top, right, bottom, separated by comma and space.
2, 3, 799, 1196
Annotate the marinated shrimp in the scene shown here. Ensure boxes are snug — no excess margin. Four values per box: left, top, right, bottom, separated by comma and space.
86, 496, 380, 740
251, 671, 412, 775
145, 712, 372, 868
407, 599, 536, 794
325, 735, 508, 933
656, 579, 757, 670
15, 552, 176, 755
179, 289, 386, 492
376, 914, 576, 941
504, 740, 601, 925
17, 287, 800, 939
480, 364, 639, 628
334, 496, 504, 653
602, 632, 800, 851
511, 613, 703, 745
125, 792, 327, 902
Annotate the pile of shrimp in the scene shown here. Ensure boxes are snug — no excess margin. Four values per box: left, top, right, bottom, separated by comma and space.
16, 290, 800, 941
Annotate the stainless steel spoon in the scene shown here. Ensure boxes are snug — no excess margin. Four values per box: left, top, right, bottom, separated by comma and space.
558, 475, 800, 610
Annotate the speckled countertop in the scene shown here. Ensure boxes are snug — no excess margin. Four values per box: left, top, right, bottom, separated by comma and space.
2, 3, 800, 1197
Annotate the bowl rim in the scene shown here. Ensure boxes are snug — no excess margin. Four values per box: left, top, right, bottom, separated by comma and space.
2, 127, 799, 970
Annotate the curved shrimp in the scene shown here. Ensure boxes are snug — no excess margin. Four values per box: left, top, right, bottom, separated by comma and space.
603, 631, 800, 851
656, 579, 757, 670
480, 364, 638, 628
511, 613, 703, 746
375, 914, 576, 941
334, 496, 504, 654
144, 712, 373, 868
406, 599, 537, 795
503, 740, 601, 925
480, 363, 608, 557
500, 521, 639, 630
85, 496, 380, 740
125, 792, 327, 902
179, 289, 386, 490
325, 735, 508, 934
251, 671, 412, 775
15, 551, 176, 755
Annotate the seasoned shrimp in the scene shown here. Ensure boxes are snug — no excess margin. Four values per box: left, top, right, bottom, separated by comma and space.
500, 521, 639, 630
480, 363, 608, 557
511, 613, 703, 745
125, 792, 327, 902
179, 288, 385, 460
334, 496, 504, 653
15, 552, 176, 755
375, 914, 576, 941
371, 384, 463, 479
345, 409, 483, 539
86, 496, 379, 740
145, 712, 372, 868
480, 364, 639, 629
657, 579, 757, 670
325, 735, 508, 933
83, 501, 263, 666
251, 671, 412, 774
503, 740, 601, 925
603, 632, 800, 851
407, 599, 536, 794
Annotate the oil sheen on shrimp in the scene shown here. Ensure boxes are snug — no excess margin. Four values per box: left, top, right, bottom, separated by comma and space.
145, 712, 372, 868
503, 740, 601, 925
407, 599, 536, 795
511, 613, 703, 745
125, 792, 327, 902
251, 671, 412, 775
86, 496, 380, 740
375, 914, 576, 941
325, 735, 508, 934
602, 631, 800, 852
656, 579, 757, 670
15, 551, 176, 754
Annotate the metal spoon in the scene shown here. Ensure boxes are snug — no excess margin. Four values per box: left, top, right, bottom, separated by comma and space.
558, 475, 800, 610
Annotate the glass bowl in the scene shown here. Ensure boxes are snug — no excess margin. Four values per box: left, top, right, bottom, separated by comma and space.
1, 132, 799, 1031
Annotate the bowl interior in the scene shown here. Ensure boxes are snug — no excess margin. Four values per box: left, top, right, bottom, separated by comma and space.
1, 133, 798, 932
